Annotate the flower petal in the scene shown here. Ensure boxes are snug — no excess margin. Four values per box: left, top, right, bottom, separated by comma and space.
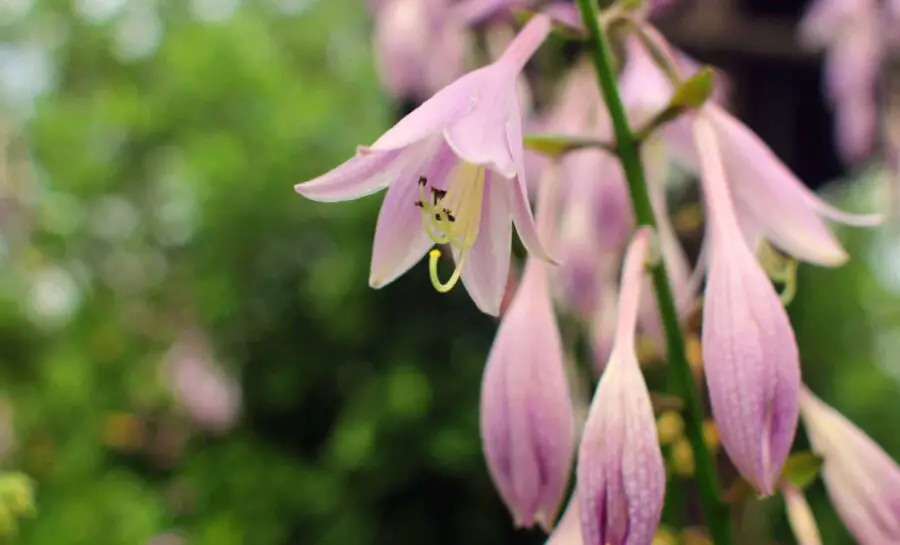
707, 106, 853, 265
443, 78, 519, 178
456, 170, 513, 315
508, 101, 556, 263
369, 145, 458, 287
294, 148, 402, 202
370, 68, 486, 151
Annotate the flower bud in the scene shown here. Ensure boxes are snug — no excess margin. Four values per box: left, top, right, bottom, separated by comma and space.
577, 228, 666, 545
480, 257, 575, 529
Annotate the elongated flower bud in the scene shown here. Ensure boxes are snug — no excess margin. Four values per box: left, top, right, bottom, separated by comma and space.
693, 114, 800, 496
577, 227, 666, 545
799, 387, 900, 543
480, 166, 574, 529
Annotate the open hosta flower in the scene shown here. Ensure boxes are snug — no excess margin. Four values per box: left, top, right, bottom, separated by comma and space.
800, 387, 900, 543
295, 15, 554, 316
480, 166, 574, 530
693, 114, 800, 496
577, 227, 666, 545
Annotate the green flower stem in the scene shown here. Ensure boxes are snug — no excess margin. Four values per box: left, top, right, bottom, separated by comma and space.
572, 1, 733, 543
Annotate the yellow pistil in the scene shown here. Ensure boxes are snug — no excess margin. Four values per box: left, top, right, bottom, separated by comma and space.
418, 164, 486, 293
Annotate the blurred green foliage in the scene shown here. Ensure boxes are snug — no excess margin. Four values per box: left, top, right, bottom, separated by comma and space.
1, 1, 899, 545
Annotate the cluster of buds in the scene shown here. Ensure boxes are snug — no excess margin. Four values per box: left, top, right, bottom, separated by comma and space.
296, 1, 897, 543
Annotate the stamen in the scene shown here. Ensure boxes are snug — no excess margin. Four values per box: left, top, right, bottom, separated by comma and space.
420, 164, 487, 293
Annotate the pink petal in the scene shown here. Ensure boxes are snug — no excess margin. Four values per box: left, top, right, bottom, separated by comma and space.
369, 145, 459, 287
445, 15, 551, 177
370, 68, 486, 151
833, 94, 877, 164
294, 148, 402, 202
707, 106, 856, 266
456, 170, 514, 315
443, 77, 520, 178
799, 387, 900, 543
507, 99, 556, 263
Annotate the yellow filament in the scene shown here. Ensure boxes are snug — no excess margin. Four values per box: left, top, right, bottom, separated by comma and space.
757, 240, 799, 305
422, 164, 486, 292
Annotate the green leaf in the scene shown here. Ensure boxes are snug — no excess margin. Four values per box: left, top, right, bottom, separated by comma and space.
780, 452, 824, 490
523, 134, 616, 158
670, 67, 715, 109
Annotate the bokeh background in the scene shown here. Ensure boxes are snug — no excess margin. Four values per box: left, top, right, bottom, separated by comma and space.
0, 0, 898, 544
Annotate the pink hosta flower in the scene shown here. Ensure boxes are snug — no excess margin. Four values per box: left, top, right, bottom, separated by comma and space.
480, 257, 574, 529
538, 62, 632, 320
783, 485, 823, 545
622, 27, 882, 266
693, 114, 800, 496
799, 387, 900, 543
373, 0, 469, 101
577, 227, 666, 545
798, 0, 885, 162
295, 15, 554, 316
480, 165, 574, 529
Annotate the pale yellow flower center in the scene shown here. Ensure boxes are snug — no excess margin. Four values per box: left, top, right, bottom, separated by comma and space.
415, 163, 486, 293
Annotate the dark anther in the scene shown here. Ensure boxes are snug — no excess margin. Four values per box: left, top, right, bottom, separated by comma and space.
414, 200, 424, 208
430, 188, 446, 205
433, 213, 443, 221
442, 208, 456, 222
417, 176, 428, 186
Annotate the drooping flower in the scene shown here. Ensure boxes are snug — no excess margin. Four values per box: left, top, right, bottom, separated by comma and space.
295, 15, 554, 316
798, 0, 885, 163
782, 484, 823, 545
537, 61, 632, 321
577, 227, 666, 545
692, 113, 800, 496
480, 164, 574, 529
623, 26, 881, 265
372, 0, 469, 102
799, 387, 900, 544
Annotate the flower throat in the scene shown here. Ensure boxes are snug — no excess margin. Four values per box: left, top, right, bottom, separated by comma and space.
415, 163, 486, 292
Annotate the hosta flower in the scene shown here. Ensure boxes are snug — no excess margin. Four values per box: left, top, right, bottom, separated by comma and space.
295, 15, 554, 316
480, 164, 574, 529
692, 113, 800, 496
798, 0, 885, 162
577, 227, 666, 545
799, 387, 900, 544
372, 0, 469, 101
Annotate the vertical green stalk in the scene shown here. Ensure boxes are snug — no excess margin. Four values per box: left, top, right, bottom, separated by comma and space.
572, 1, 733, 543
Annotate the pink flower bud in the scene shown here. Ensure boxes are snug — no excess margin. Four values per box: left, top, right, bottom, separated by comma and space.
693, 113, 800, 496
577, 228, 666, 545
480, 256, 575, 529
